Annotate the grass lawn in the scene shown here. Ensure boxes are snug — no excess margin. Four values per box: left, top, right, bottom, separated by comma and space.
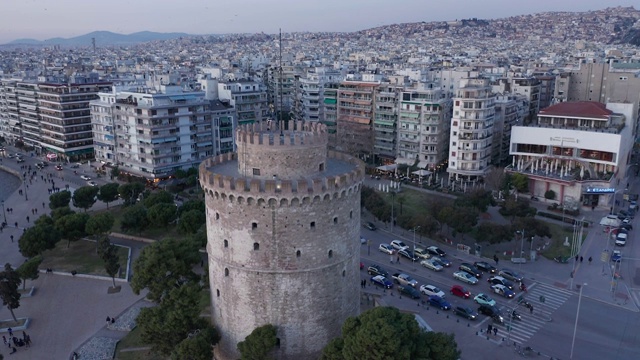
92, 205, 180, 241
40, 239, 129, 278
540, 222, 588, 260
379, 187, 453, 220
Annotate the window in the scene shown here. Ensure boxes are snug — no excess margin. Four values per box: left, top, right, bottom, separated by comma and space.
253, 242, 260, 251
253, 168, 260, 176
252, 222, 257, 230
216, 212, 220, 220
224, 268, 229, 276
319, 163, 325, 171
310, 221, 315, 229
342, 270, 346, 277
328, 250, 333, 258
224, 239, 228, 248
350, 211, 353, 219
333, 217, 338, 224
216, 289, 220, 297
451, 151, 456, 157
296, 250, 301, 257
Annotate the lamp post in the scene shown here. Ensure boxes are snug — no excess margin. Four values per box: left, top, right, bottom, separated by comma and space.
1, 200, 6, 224
516, 229, 525, 270
411, 226, 421, 254
23, 179, 28, 201
570, 283, 587, 359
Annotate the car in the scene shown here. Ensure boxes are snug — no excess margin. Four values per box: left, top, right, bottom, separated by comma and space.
413, 247, 431, 259
615, 233, 627, 246
426, 246, 446, 257
453, 271, 478, 285
360, 236, 367, 244
80, 175, 91, 181
490, 284, 515, 298
432, 256, 451, 267
488, 275, 514, 290
398, 285, 421, 299
367, 265, 388, 277
622, 218, 632, 225
450, 284, 471, 299
477, 304, 504, 323
459, 263, 483, 278
474, 293, 496, 306
391, 240, 409, 251
7, 154, 14, 158
16, 158, 24, 163
420, 259, 443, 272
621, 224, 633, 231
71, 163, 80, 169
378, 243, 394, 255
454, 306, 478, 320
630, 201, 638, 211
611, 250, 622, 262
87, 181, 98, 187
428, 295, 451, 310
499, 268, 523, 283
370, 275, 393, 289
474, 261, 497, 274
419, 284, 445, 298
364, 222, 377, 231
55, 164, 64, 171
398, 249, 418, 261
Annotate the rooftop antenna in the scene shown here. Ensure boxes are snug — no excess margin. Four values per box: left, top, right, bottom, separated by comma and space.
278, 28, 284, 138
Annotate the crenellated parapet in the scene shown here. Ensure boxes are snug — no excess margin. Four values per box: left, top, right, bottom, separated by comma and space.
235, 120, 328, 148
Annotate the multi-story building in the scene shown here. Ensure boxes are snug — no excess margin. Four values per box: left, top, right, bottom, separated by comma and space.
16, 82, 40, 149
295, 67, 344, 123
510, 78, 541, 125
336, 80, 379, 160
397, 84, 451, 170
509, 101, 636, 208
373, 84, 399, 163
265, 64, 297, 116
0, 79, 20, 143
322, 83, 339, 144
447, 78, 496, 182
492, 94, 526, 166
91, 85, 234, 179
533, 74, 556, 110
218, 80, 268, 126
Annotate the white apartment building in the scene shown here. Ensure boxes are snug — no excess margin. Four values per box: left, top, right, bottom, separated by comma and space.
492, 94, 527, 165
217, 80, 268, 126
509, 101, 636, 208
447, 78, 496, 182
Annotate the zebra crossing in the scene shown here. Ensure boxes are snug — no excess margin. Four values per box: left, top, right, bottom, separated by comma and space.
498, 282, 573, 344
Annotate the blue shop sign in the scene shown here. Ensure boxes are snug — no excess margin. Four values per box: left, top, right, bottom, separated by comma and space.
585, 188, 615, 194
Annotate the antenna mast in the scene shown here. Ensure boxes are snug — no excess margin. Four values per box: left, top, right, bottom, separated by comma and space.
279, 28, 284, 136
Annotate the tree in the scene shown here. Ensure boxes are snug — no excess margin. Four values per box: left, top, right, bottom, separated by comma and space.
97, 183, 120, 208
110, 166, 121, 180
320, 306, 460, 360
0, 263, 22, 322
86, 212, 115, 238
55, 213, 90, 248
177, 199, 205, 217
237, 324, 278, 360
18, 224, 61, 258
509, 173, 530, 193
50, 206, 75, 222
178, 209, 206, 234
147, 203, 177, 228
49, 190, 71, 209
171, 326, 219, 360
131, 237, 201, 302
484, 167, 507, 194
103, 245, 121, 288
544, 190, 556, 200
455, 189, 494, 212
137, 283, 212, 355
16, 256, 43, 290
449, 207, 479, 236
118, 183, 145, 206
143, 190, 174, 209
72, 186, 100, 212
120, 205, 149, 234
475, 223, 513, 245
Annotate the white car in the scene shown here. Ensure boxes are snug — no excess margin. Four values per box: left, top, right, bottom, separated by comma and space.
80, 175, 91, 181
390, 240, 409, 251
453, 271, 479, 285
87, 181, 98, 187
414, 248, 431, 259
419, 284, 445, 298
378, 243, 395, 255
420, 259, 443, 272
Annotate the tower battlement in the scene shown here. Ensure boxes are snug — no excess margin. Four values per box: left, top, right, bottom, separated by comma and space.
235, 120, 328, 148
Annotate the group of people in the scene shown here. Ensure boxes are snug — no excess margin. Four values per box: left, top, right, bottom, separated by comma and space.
2, 329, 32, 353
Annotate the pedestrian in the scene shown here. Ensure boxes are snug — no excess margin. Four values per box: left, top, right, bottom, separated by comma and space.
493, 254, 499, 265
26, 216, 29, 223
530, 305, 534, 314
14, 222, 17, 228
10, 235, 13, 243
389, 254, 394, 264
588, 256, 592, 264
42, 202, 45, 209
34, 208, 37, 215
2, 335, 7, 347
396, 254, 400, 263
487, 324, 492, 334
575, 254, 579, 262
8, 328, 12, 337
580, 256, 583, 263
25, 334, 31, 347
493, 327, 498, 336
111, 317, 115, 324
106, 316, 111, 324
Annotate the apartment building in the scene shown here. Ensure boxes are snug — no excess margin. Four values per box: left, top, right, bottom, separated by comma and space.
509, 101, 636, 208
294, 67, 344, 123
322, 83, 339, 145
0, 79, 19, 143
91, 85, 234, 180
265, 64, 297, 116
492, 94, 526, 166
510, 78, 541, 124
448, 78, 496, 182
373, 84, 399, 163
217, 80, 268, 126
336, 80, 379, 160
396, 84, 451, 171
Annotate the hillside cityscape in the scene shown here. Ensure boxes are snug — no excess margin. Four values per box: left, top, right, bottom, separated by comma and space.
0, 4, 640, 360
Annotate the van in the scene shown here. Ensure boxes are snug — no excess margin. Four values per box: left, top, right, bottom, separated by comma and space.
615, 233, 627, 246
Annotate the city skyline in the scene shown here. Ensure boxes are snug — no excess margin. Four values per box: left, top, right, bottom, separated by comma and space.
1, 0, 637, 44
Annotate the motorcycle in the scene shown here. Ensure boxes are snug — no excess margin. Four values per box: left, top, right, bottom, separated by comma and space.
517, 297, 533, 310
519, 283, 527, 292
511, 310, 522, 321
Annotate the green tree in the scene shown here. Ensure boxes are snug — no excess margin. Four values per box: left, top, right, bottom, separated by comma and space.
177, 199, 205, 217
455, 189, 494, 212
509, 173, 530, 193
50, 206, 75, 222
137, 283, 211, 355
55, 212, 90, 248
511, 217, 551, 239
97, 183, 120, 208
475, 223, 513, 245
103, 245, 121, 288
0, 263, 22, 322
49, 190, 72, 209
110, 166, 121, 180
320, 306, 460, 360
86, 212, 115, 238
72, 186, 100, 212
34, 214, 55, 227
16, 255, 43, 290
237, 324, 278, 360
143, 190, 174, 209
171, 326, 219, 360
130, 237, 200, 302
173, 169, 188, 179
118, 183, 145, 206
147, 203, 177, 228
544, 190, 556, 200
178, 209, 206, 234
450, 207, 479, 236
120, 204, 149, 234
18, 224, 61, 258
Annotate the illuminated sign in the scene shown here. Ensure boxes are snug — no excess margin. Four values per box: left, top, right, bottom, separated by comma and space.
585, 188, 615, 194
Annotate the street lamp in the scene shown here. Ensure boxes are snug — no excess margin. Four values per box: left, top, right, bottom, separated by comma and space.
411, 226, 421, 253
516, 230, 525, 270
23, 179, 28, 201
570, 283, 587, 359
1, 200, 6, 224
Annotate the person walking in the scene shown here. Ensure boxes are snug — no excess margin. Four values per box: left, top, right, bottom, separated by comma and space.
580, 256, 584, 263
588, 256, 593, 264
529, 305, 534, 315
575, 254, 579, 262
493, 254, 499, 265
487, 324, 492, 334
493, 327, 498, 336
396, 254, 400, 263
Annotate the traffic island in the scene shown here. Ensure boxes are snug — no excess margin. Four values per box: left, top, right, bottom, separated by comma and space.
0, 318, 31, 332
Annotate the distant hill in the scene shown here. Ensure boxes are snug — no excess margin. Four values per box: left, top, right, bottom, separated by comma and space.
5, 30, 192, 46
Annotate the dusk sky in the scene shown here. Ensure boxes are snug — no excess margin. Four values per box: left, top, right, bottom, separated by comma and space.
1, 0, 638, 44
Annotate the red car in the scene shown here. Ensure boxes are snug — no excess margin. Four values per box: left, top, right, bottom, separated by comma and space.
450, 284, 471, 299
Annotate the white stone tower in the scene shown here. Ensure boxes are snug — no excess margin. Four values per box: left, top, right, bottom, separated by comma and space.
199, 120, 364, 360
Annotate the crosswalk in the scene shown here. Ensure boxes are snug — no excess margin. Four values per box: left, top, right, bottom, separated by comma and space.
496, 282, 573, 344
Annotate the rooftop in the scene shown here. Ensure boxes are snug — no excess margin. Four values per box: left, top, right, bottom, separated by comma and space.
539, 101, 612, 119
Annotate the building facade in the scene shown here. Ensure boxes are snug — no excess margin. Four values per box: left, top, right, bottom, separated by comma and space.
218, 80, 269, 126
200, 121, 363, 360
336, 80, 379, 160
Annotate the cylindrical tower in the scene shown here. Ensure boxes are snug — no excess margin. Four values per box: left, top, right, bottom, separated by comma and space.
200, 121, 364, 360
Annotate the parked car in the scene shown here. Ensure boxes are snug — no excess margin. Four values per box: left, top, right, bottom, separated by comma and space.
477, 304, 504, 323
488, 276, 515, 290
611, 250, 622, 262
453, 271, 478, 285
70, 163, 80, 169
428, 295, 451, 310
413, 247, 431, 259
398, 249, 419, 262
454, 306, 478, 320
367, 265, 388, 277
474, 261, 497, 274
426, 246, 446, 257
420, 259, 443, 272
391, 240, 409, 251
370, 275, 393, 289
615, 233, 627, 246
398, 285, 421, 299
419, 284, 445, 298
450, 284, 471, 299
499, 268, 523, 283
473, 293, 496, 306
378, 243, 395, 255
620, 224, 633, 231
491, 284, 515, 298
364, 222, 377, 231
459, 263, 483, 278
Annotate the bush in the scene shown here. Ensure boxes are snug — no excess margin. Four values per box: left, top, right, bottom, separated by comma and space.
544, 190, 556, 200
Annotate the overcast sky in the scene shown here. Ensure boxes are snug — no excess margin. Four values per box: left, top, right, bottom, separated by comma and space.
1, 0, 637, 43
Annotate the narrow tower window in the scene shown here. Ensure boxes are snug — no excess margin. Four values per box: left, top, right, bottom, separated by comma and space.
253, 242, 260, 251
328, 250, 333, 258
224, 239, 228, 248
252, 222, 257, 230
224, 268, 229, 277
296, 250, 301, 258
310, 221, 315, 229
